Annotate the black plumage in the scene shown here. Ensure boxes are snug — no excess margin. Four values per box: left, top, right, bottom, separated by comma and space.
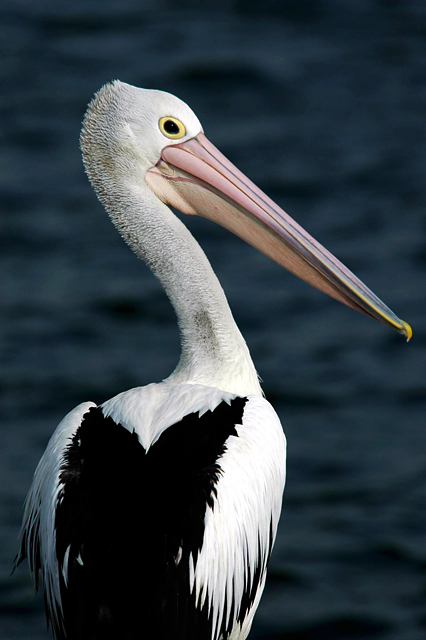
48, 397, 252, 640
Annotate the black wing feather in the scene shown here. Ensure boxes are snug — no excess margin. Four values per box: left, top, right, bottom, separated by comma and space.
54, 397, 247, 640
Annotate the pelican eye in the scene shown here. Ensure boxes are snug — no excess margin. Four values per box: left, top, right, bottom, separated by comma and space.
159, 116, 186, 140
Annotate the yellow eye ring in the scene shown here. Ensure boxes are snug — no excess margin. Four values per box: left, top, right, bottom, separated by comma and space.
159, 116, 186, 139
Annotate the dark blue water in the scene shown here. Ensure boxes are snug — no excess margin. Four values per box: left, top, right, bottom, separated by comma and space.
2, 1, 425, 638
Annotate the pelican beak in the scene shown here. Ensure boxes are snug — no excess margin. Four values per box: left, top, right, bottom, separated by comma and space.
145, 133, 412, 340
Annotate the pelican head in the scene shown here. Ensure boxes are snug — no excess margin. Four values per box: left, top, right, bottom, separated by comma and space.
81, 80, 411, 341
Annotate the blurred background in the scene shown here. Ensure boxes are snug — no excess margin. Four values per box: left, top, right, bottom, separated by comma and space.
1, 0, 425, 638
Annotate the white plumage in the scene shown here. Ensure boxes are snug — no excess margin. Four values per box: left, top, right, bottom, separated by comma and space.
17, 81, 410, 640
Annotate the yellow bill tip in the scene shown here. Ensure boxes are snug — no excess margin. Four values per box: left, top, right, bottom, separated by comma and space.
400, 320, 412, 342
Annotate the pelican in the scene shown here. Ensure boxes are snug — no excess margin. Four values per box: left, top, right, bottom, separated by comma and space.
16, 81, 411, 640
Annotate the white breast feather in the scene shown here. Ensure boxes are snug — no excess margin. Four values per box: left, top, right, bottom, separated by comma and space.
101, 381, 238, 450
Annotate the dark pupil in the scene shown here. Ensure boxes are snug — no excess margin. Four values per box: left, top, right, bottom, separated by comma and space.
164, 119, 180, 135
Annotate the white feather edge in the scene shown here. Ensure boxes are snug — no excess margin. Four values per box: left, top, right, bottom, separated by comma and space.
19, 401, 96, 631
191, 394, 286, 640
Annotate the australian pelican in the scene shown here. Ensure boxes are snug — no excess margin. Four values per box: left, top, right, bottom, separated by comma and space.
16, 81, 411, 640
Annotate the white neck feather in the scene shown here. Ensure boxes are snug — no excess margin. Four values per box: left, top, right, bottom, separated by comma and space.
81, 144, 261, 396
